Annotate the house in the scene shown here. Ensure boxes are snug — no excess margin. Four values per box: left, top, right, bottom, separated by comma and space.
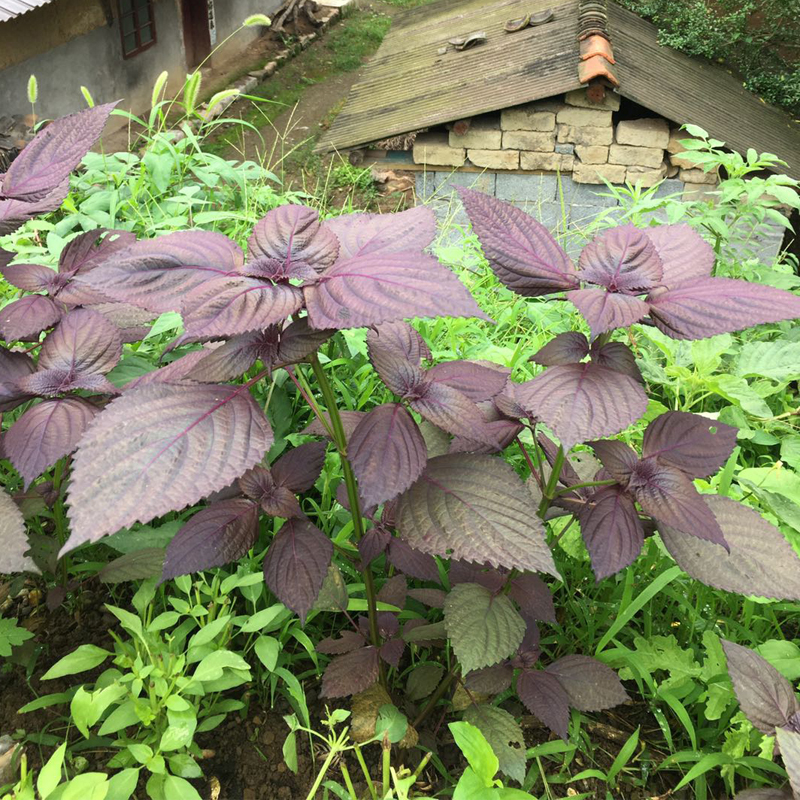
0, 0, 280, 129
319, 0, 800, 257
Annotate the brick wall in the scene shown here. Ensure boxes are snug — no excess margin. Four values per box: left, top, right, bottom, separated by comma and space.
410, 88, 718, 200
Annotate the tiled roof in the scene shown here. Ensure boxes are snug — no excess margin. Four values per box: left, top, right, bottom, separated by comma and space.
0, 0, 55, 24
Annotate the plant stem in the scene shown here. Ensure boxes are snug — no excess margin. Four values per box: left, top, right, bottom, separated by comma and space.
537, 445, 565, 518
412, 669, 457, 729
516, 437, 542, 487
309, 355, 385, 687
554, 478, 617, 496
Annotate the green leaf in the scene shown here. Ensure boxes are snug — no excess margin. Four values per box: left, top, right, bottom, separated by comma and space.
606, 727, 639, 785
38, 742, 67, 800
254, 635, 280, 672
449, 721, 498, 784
736, 341, 800, 382
160, 707, 197, 751
193, 649, 249, 681
99, 700, 139, 735
283, 730, 298, 774
98, 549, 165, 583
164, 775, 202, 800
781, 437, 800, 471
707, 375, 772, 418
42, 644, 111, 680
105, 605, 144, 639
738, 467, 800, 531
312, 564, 349, 612
463, 705, 526, 785
168, 754, 202, 779
61, 773, 109, 800
188, 614, 231, 648
148, 611, 180, 632
105, 768, 139, 800
453, 766, 495, 799
104, 521, 182, 554
375, 704, 408, 744
444, 583, 525, 673
18, 690, 75, 713
128, 743, 153, 764
757, 639, 800, 681
407, 663, 445, 701
0, 617, 34, 657
617, 635, 699, 694
239, 604, 287, 633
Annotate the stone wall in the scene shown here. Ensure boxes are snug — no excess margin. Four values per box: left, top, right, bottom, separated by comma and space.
411, 89, 718, 199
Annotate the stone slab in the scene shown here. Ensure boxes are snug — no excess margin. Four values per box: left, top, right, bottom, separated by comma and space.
502, 131, 555, 151
608, 144, 664, 168
615, 118, 670, 149
495, 173, 558, 204
564, 88, 620, 111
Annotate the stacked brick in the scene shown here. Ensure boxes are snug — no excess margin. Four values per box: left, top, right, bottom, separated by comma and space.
411, 89, 719, 193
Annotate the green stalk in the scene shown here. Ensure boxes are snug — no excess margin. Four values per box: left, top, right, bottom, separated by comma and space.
309, 355, 385, 685
537, 445, 565, 518
412, 669, 457, 729
554, 478, 617, 496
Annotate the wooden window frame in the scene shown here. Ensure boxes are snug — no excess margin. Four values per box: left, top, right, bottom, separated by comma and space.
118, 0, 157, 59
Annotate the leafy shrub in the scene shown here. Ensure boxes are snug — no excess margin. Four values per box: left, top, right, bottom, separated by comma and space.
3, 104, 800, 794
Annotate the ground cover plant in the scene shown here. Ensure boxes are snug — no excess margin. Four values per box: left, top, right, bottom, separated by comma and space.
2, 102, 800, 800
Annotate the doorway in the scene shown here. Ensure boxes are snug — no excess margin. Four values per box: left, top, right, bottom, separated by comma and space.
181, 0, 212, 69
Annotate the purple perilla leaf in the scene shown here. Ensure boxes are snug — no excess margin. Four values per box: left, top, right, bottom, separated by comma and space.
578, 485, 645, 581
449, 414, 523, 455
366, 320, 431, 367
396, 454, 558, 576
531, 332, 590, 366
248, 204, 339, 275
180, 277, 304, 341
643, 224, 714, 286
358, 527, 390, 567
58, 229, 137, 276
588, 440, 638, 485
348, 403, 427, 508
323, 206, 436, 259
0, 348, 35, 411
0, 295, 62, 341
0, 487, 37, 574
647, 277, 800, 341
377, 574, 407, 608
238, 467, 302, 518
627, 459, 727, 547
64, 382, 273, 550
545, 654, 630, 712
517, 670, 571, 741
304, 251, 491, 330
1, 102, 117, 202
263, 518, 333, 624
161, 499, 260, 581
566, 288, 650, 337
1, 262, 63, 293
321, 646, 380, 697
274, 317, 335, 366
426, 360, 509, 401
317, 630, 366, 655
5, 397, 99, 488
271, 441, 328, 493
577, 225, 663, 292
0, 179, 70, 236
775, 728, 800, 798
386, 537, 440, 582
589, 341, 642, 382
83, 230, 244, 314
123, 347, 220, 390
450, 560, 508, 593
17, 308, 122, 397
722, 639, 800, 736
643, 411, 737, 479
465, 663, 514, 695
658, 495, 800, 600
302, 410, 365, 440
410, 381, 501, 447
458, 187, 579, 296
508, 573, 556, 623
515, 362, 648, 449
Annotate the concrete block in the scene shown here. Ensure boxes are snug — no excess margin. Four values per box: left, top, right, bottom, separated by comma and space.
556, 107, 613, 127
449, 115, 502, 149
608, 144, 665, 168
575, 145, 608, 164
651, 178, 684, 199
615, 118, 670, 149
626, 162, 668, 187
495, 173, 558, 204
572, 162, 626, 185
680, 168, 718, 184
502, 131, 555, 151
520, 151, 561, 171
432, 170, 496, 197
500, 104, 556, 131
468, 149, 519, 169
564, 88, 620, 111
557, 124, 613, 146
555, 143, 575, 154
415, 172, 435, 201
560, 175, 619, 208
413, 133, 466, 167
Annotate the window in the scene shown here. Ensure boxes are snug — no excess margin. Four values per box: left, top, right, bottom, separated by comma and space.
119, 0, 156, 58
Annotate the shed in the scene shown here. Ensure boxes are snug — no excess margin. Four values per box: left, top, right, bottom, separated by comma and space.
319, 0, 799, 258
